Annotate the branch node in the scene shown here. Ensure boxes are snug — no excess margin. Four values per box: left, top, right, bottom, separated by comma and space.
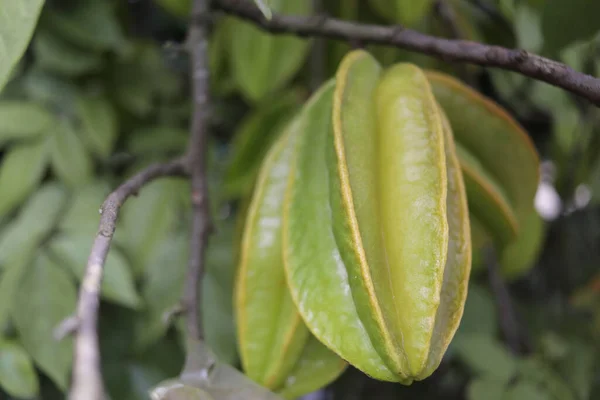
54, 316, 80, 341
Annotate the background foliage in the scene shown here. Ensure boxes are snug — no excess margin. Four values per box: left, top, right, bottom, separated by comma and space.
1, 0, 600, 399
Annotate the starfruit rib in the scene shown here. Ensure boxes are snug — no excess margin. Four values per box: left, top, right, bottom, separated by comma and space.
282, 80, 398, 382
425, 70, 540, 223
419, 107, 472, 379
235, 123, 308, 388
375, 63, 449, 377
331, 50, 406, 377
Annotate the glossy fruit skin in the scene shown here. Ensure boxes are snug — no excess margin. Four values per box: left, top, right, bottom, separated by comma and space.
235, 116, 346, 399
284, 50, 471, 383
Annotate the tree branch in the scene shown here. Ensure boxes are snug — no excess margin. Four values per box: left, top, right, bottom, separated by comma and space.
67, 159, 188, 400
182, 0, 212, 342
213, 0, 600, 106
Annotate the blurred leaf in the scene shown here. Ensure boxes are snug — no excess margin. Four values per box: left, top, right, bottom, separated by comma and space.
151, 339, 283, 400
12, 254, 76, 390
0, 257, 31, 331
0, 183, 67, 269
59, 181, 111, 237
230, 1, 311, 102
50, 234, 142, 309
76, 93, 118, 158
457, 284, 498, 336
541, 0, 600, 54
517, 357, 576, 400
49, 118, 94, 187
0, 138, 49, 219
22, 66, 79, 107
44, 0, 125, 51
0, 0, 44, 91
156, 0, 192, 17
553, 102, 581, 154
120, 178, 186, 276
454, 334, 517, 384
515, 4, 543, 52
500, 210, 545, 281
369, 0, 434, 27
127, 126, 189, 156
556, 341, 595, 400
0, 101, 55, 143
136, 234, 188, 350
467, 377, 506, 400
33, 28, 103, 76
505, 381, 551, 400
0, 339, 39, 398
224, 91, 300, 198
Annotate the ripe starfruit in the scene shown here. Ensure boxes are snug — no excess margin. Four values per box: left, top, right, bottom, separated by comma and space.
426, 71, 540, 245
235, 119, 347, 399
284, 50, 471, 383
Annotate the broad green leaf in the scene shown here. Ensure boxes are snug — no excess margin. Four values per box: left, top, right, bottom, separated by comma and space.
224, 90, 300, 198
119, 178, 185, 276
33, 28, 103, 76
505, 382, 551, 400
44, 0, 125, 51
500, 210, 545, 281
0, 0, 44, 92
0, 138, 49, 219
59, 181, 111, 237
0, 183, 67, 269
230, 0, 312, 102
467, 377, 506, 400
541, 0, 600, 54
0, 339, 39, 398
76, 94, 118, 157
203, 221, 238, 365
456, 284, 498, 336
12, 254, 76, 390
150, 339, 283, 400
515, 4, 543, 52
49, 118, 93, 187
136, 234, 189, 351
369, 0, 434, 27
50, 234, 142, 309
454, 334, 517, 384
0, 101, 55, 142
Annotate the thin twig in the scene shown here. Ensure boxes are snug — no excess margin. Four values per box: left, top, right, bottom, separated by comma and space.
485, 247, 523, 354
67, 158, 188, 400
182, 0, 212, 342
213, 0, 600, 106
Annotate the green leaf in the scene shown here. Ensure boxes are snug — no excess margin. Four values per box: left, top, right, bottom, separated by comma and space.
500, 210, 545, 281
454, 334, 517, 384
0, 339, 39, 398
136, 234, 188, 350
0, 101, 55, 143
59, 181, 111, 237
515, 4, 543, 52
457, 284, 498, 336
126, 126, 189, 156
0, 183, 67, 269
0, 138, 49, 219
230, 1, 312, 102
0, 0, 45, 92
0, 257, 30, 330
44, 0, 125, 51
541, 0, 600, 54
49, 118, 93, 187
119, 178, 186, 276
369, 0, 434, 27
224, 91, 300, 198
467, 377, 506, 400
11, 254, 76, 390
557, 341, 595, 400
76, 93, 118, 157
505, 382, 551, 400
33, 28, 103, 76
50, 234, 142, 309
